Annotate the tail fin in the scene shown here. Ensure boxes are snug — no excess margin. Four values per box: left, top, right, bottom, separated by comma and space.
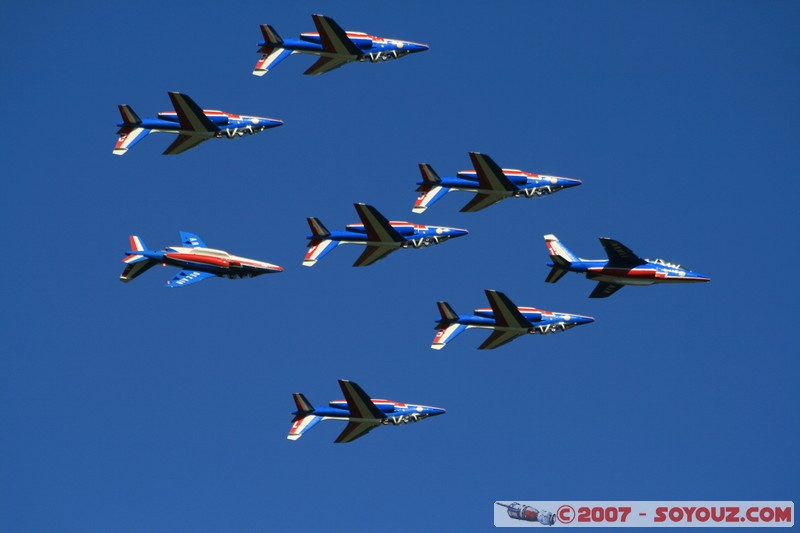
544, 234, 579, 266
114, 106, 150, 155
432, 301, 466, 350
287, 393, 322, 441
253, 25, 294, 76
129, 235, 147, 252
303, 218, 339, 267
413, 164, 449, 214
120, 235, 155, 282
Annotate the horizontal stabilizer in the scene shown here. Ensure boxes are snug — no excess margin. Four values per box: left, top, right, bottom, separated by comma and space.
260, 24, 283, 45
118, 104, 141, 125
418, 164, 441, 185
303, 56, 349, 76
303, 239, 339, 267
167, 92, 219, 133
589, 281, 624, 298
338, 380, 386, 420
334, 420, 380, 443
436, 301, 458, 322
166, 270, 216, 288
288, 414, 322, 441
307, 217, 330, 238
545, 265, 568, 284
432, 323, 467, 350
253, 47, 295, 76
113, 127, 150, 155
120, 260, 155, 283
292, 393, 314, 412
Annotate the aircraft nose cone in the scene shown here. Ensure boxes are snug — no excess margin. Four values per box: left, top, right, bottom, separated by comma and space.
428, 407, 446, 416
451, 228, 469, 238
563, 178, 583, 188
410, 42, 429, 52
575, 315, 595, 325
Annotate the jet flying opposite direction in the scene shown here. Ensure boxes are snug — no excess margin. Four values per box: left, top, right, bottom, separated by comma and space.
120, 231, 283, 287
252, 14, 429, 76
288, 379, 446, 443
432, 290, 594, 350
303, 203, 468, 267
413, 152, 582, 213
113, 92, 283, 155
544, 234, 711, 298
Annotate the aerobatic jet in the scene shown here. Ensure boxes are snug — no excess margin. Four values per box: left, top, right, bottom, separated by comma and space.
413, 152, 582, 213
252, 14, 429, 76
303, 203, 468, 267
120, 231, 283, 287
288, 379, 445, 443
432, 290, 594, 350
113, 92, 283, 155
544, 234, 711, 298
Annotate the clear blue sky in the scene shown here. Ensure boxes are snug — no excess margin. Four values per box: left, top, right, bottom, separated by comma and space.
1, 2, 798, 531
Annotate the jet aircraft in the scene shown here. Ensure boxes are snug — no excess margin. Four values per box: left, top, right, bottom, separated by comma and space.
303, 203, 468, 267
252, 14, 429, 76
113, 92, 283, 155
432, 290, 594, 350
544, 234, 711, 298
288, 379, 446, 443
413, 152, 582, 213
120, 231, 283, 287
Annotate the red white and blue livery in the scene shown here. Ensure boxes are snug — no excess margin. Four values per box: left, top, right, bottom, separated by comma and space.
544, 234, 711, 298
414, 152, 582, 213
253, 14, 429, 76
288, 380, 445, 443
120, 231, 283, 288
303, 203, 468, 267
432, 290, 594, 350
113, 92, 283, 156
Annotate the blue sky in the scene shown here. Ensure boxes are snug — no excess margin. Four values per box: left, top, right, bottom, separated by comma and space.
1, 2, 798, 531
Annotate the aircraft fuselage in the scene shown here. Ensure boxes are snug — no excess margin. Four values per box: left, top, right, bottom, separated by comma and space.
549, 259, 711, 286
132, 246, 283, 278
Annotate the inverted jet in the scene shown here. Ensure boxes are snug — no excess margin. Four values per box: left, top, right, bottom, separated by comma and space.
303, 203, 468, 267
288, 379, 445, 443
253, 14, 429, 76
413, 152, 582, 213
432, 290, 594, 350
120, 231, 283, 287
544, 234, 711, 298
113, 92, 283, 155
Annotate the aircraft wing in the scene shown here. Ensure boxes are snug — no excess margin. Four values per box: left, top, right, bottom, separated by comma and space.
162, 134, 210, 155
478, 330, 526, 350
353, 245, 397, 267
167, 92, 219, 133
334, 421, 381, 443
589, 281, 625, 298
353, 203, 405, 244
180, 231, 207, 248
485, 290, 531, 329
459, 192, 506, 213
311, 14, 362, 56
166, 270, 216, 287
599, 238, 647, 267
303, 56, 350, 76
338, 380, 386, 420
469, 152, 517, 193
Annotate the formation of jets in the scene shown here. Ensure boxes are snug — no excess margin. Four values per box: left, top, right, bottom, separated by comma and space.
114, 13, 711, 444
253, 14, 428, 76
303, 203, 468, 267
120, 231, 283, 287
288, 380, 445, 443
113, 92, 283, 156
